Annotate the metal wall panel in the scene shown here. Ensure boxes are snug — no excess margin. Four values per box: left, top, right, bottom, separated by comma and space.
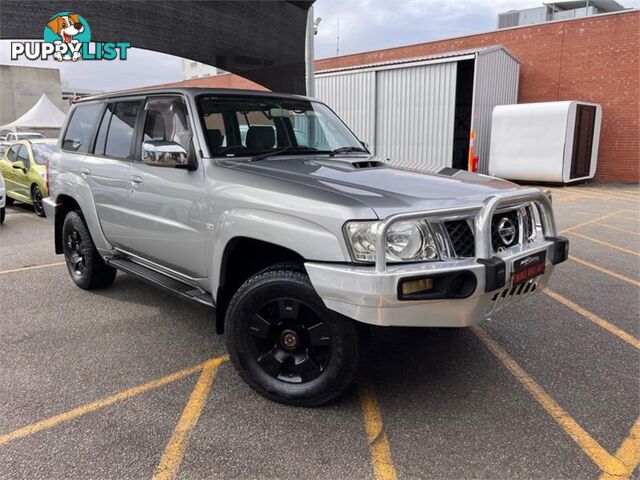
375, 62, 457, 171
316, 46, 519, 174
315, 71, 376, 149
472, 49, 520, 173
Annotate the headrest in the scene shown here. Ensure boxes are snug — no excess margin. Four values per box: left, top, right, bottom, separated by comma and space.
206, 129, 223, 151
246, 126, 275, 151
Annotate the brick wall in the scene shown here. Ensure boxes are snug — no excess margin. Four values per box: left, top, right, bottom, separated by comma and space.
161, 11, 639, 183
316, 11, 640, 183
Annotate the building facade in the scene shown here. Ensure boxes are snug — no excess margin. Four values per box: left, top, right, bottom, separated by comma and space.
182, 59, 221, 80
498, 0, 626, 28
316, 10, 639, 183
158, 10, 639, 183
0, 65, 66, 125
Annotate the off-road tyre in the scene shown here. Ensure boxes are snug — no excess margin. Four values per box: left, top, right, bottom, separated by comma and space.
62, 210, 117, 290
225, 263, 360, 407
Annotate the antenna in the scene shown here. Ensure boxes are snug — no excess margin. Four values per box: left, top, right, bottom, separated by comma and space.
336, 18, 340, 56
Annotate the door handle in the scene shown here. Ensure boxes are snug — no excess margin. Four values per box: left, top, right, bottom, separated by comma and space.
130, 175, 143, 185
81, 168, 91, 177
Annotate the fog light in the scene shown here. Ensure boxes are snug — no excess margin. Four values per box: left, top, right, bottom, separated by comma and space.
401, 278, 433, 296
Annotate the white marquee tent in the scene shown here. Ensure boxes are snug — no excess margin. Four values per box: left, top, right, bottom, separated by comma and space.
0, 94, 67, 132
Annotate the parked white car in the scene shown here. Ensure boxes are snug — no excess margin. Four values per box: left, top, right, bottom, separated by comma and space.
0, 170, 5, 224
0, 132, 46, 155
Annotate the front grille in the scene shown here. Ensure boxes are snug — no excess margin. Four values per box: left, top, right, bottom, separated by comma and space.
442, 207, 535, 259
445, 220, 475, 257
491, 210, 520, 252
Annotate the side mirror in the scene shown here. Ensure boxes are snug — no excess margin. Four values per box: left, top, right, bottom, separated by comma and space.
142, 141, 190, 168
12, 160, 26, 172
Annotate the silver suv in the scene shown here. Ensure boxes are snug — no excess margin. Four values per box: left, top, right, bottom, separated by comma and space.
44, 88, 568, 406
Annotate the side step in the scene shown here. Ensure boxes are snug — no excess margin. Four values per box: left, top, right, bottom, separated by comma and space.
106, 257, 214, 308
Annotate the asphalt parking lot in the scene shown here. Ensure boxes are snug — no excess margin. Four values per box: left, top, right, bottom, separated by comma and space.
0, 185, 638, 480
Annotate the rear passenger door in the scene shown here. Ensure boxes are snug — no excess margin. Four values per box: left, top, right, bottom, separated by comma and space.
13, 144, 31, 200
124, 95, 207, 278
72, 100, 141, 247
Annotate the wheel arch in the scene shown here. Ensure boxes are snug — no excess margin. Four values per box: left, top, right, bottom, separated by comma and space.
214, 236, 305, 334
53, 194, 82, 254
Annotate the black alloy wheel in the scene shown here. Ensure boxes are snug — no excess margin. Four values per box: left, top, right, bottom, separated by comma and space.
225, 263, 360, 406
66, 228, 86, 278
32, 186, 45, 217
61, 210, 117, 289
249, 297, 333, 384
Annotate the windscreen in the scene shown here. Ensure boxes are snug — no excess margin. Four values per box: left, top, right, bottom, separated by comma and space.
31, 142, 57, 165
198, 96, 363, 158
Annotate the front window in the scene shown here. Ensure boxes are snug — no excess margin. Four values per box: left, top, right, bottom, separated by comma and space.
31, 143, 57, 165
198, 95, 364, 158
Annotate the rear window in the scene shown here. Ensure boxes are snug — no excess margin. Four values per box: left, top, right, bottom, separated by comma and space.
17, 133, 44, 140
31, 143, 57, 165
62, 103, 103, 153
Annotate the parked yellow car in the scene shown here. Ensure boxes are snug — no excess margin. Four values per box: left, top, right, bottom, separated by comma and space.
0, 139, 56, 217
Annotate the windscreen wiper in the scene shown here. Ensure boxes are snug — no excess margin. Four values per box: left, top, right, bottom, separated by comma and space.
249, 146, 318, 162
328, 146, 368, 156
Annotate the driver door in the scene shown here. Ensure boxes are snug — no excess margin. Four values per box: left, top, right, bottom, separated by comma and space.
123, 95, 207, 278
0, 144, 21, 196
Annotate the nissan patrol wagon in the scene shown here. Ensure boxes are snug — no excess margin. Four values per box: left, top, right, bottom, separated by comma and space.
44, 88, 568, 406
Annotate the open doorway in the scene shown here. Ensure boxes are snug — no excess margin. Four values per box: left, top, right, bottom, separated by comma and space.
452, 59, 474, 170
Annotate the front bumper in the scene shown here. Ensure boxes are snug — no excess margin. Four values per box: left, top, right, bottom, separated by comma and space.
42, 196, 58, 220
305, 188, 568, 327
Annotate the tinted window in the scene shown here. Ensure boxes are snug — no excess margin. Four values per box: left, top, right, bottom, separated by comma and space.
17, 145, 29, 164
62, 103, 103, 153
142, 97, 192, 152
31, 143, 57, 165
105, 101, 141, 159
7, 144, 20, 162
197, 96, 363, 157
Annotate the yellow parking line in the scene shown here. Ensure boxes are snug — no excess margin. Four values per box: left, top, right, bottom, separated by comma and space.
563, 188, 640, 202
567, 232, 640, 257
472, 326, 628, 477
569, 256, 640, 287
0, 359, 218, 447
0, 261, 65, 275
544, 290, 640, 350
595, 223, 640, 237
585, 189, 640, 200
359, 383, 398, 480
152, 356, 228, 480
560, 210, 630, 234
599, 418, 640, 480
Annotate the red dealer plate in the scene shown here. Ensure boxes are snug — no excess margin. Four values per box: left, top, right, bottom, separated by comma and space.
512, 251, 546, 285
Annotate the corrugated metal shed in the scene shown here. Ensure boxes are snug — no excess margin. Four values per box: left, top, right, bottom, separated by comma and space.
315, 45, 520, 174
472, 48, 521, 173
315, 71, 375, 149
376, 62, 457, 170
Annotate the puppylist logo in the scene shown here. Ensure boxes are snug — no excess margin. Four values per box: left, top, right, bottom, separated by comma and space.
11, 12, 131, 62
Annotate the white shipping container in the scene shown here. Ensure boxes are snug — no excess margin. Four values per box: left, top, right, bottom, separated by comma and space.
489, 101, 601, 184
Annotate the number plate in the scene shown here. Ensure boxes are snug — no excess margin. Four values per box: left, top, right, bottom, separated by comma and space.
512, 251, 546, 285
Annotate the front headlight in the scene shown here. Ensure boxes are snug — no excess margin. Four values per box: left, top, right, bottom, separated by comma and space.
344, 220, 439, 263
